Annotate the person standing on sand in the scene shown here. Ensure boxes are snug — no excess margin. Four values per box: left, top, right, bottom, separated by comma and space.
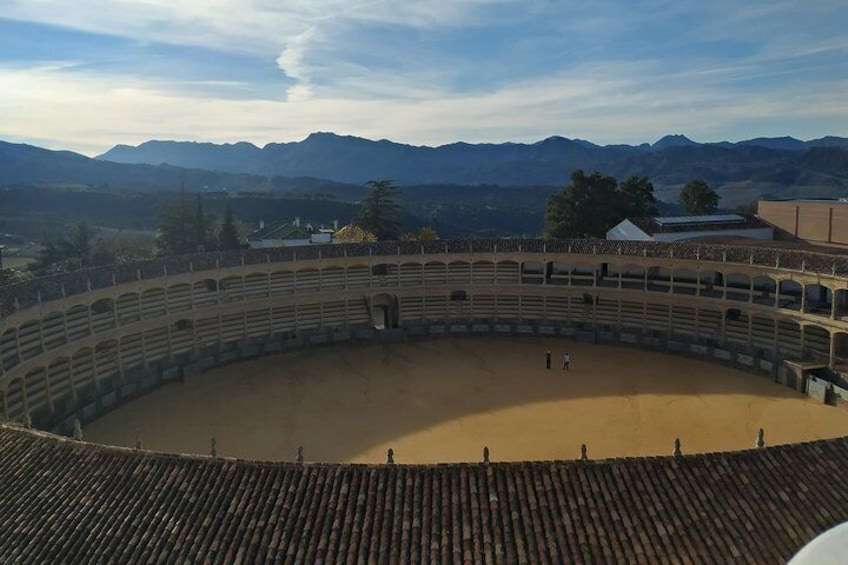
546, 350, 552, 369
563, 352, 571, 371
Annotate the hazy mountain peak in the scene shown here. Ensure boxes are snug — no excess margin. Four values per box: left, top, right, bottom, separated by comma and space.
651, 134, 698, 150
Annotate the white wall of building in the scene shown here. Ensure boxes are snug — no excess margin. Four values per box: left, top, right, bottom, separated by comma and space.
653, 227, 774, 242
247, 238, 312, 249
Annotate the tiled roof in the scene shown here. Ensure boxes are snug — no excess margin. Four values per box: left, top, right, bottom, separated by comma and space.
1, 425, 847, 563
249, 222, 311, 241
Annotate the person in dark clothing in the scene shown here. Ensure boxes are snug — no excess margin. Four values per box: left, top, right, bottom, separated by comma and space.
546, 350, 552, 369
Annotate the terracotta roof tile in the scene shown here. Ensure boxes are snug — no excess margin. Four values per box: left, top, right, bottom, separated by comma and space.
4, 426, 848, 563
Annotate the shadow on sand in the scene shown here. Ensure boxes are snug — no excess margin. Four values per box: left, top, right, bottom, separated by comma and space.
83, 336, 848, 463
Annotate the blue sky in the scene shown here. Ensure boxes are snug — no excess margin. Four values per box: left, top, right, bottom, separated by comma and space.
1, 0, 846, 155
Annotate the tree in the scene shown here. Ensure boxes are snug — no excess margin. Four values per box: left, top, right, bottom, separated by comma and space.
218, 204, 242, 250
30, 222, 95, 275
358, 180, 402, 240
544, 170, 620, 238
402, 226, 440, 241
618, 175, 657, 218
155, 193, 216, 255
679, 180, 720, 215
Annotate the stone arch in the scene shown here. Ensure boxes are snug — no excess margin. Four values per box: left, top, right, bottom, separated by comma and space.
495, 260, 520, 285
617, 263, 646, 290
269, 270, 295, 295
219, 275, 245, 301
188, 278, 219, 309
400, 262, 425, 286
723, 271, 751, 302
449, 261, 472, 284
40, 311, 67, 351
672, 267, 699, 295
569, 260, 596, 287
776, 318, 802, 358
833, 332, 848, 369
750, 315, 777, 355
90, 297, 116, 333
752, 275, 777, 306
321, 266, 345, 290
140, 287, 167, 319
804, 283, 832, 316
166, 283, 193, 313
0, 327, 17, 372
23, 366, 49, 421
723, 307, 750, 347
5, 377, 25, 421
294, 267, 321, 292
423, 261, 448, 285
699, 270, 724, 299
94, 339, 120, 382
48, 356, 73, 415
64, 304, 91, 342
115, 291, 141, 325
802, 323, 831, 363
646, 266, 671, 292
548, 261, 571, 285
835, 288, 848, 320
243, 272, 270, 299
469, 260, 493, 284
345, 264, 371, 289
777, 279, 803, 311
17, 319, 43, 361
519, 260, 543, 285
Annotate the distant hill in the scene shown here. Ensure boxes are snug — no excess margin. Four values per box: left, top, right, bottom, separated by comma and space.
0, 140, 355, 194
96, 132, 848, 188
3, 135, 848, 239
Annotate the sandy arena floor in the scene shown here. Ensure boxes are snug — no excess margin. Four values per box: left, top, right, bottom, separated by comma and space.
85, 337, 848, 463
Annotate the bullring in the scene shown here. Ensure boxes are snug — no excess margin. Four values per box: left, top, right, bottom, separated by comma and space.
2, 238, 848, 562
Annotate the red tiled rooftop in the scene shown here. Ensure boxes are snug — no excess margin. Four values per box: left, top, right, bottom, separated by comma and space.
1, 425, 847, 563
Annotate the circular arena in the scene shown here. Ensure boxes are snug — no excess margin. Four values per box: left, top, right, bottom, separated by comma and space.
3, 238, 848, 562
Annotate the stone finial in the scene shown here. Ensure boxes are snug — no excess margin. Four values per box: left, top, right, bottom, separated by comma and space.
673, 438, 682, 458
210, 437, 218, 458
295, 445, 304, 464
73, 418, 83, 441
134, 431, 143, 450
483, 446, 490, 464
580, 444, 588, 462
756, 428, 765, 449
23, 412, 32, 429
387, 448, 394, 464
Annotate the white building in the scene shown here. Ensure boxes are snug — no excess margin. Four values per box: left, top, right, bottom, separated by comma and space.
247, 218, 336, 249
606, 214, 774, 242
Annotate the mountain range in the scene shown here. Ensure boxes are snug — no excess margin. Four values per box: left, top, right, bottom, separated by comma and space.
2, 133, 848, 240
95, 133, 848, 190
2, 133, 848, 203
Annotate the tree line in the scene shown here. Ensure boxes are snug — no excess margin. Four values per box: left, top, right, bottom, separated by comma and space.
544, 172, 720, 238
5, 173, 719, 281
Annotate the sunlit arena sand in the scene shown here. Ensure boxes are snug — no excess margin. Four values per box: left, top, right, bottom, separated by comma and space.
85, 337, 848, 463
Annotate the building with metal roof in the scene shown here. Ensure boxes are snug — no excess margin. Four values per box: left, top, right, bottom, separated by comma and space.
607, 214, 774, 242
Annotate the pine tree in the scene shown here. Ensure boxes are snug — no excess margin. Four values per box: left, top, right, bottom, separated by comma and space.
219, 204, 242, 250
358, 180, 402, 240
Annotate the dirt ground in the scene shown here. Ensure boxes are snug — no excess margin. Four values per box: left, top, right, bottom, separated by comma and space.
84, 337, 848, 463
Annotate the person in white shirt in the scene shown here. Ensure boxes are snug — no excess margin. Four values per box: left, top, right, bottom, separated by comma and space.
563, 352, 571, 371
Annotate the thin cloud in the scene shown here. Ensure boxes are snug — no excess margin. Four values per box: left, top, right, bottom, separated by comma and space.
0, 0, 846, 153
